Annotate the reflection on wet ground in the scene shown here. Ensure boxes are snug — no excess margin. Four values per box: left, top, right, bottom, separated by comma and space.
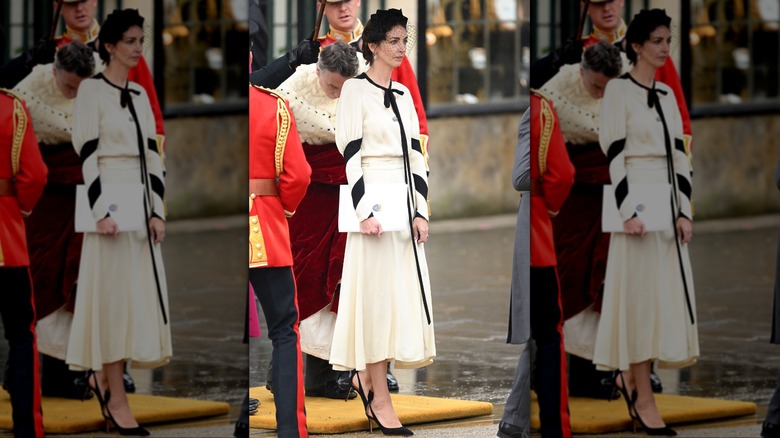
251, 221, 780, 425
0, 226, 247, 436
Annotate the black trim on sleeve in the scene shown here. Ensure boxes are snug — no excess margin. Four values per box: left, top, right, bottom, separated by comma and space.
351, 176, 366, 209
80, 138, 99, 163
676, 174, 692, 199
413, 174, 428, 199
87, 178, 101, 209
674, 138, 686, 153
614, 177, 629, 210
411, 138, 422, 153
606, 138, 626, 163
150, 174, 165, 199
344, 139, 362, 163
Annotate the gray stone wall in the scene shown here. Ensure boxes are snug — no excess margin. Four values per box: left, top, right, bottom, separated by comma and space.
690, 116, 780, 219
427, 113, 524, 219
161, 112, 780, 222
163, 114, 248, 219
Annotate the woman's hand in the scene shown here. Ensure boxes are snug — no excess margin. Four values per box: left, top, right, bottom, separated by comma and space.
413, 217, 429, 243
360, 216, 383, 237
149, 217, 166, 243
96, 216, 119, 236
676, 217, 692, 244
623, 216, 646, 237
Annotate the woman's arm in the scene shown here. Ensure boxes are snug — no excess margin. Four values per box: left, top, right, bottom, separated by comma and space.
71, 80, 109, 222
335, 80, 372, 221
599, 80, 633, 222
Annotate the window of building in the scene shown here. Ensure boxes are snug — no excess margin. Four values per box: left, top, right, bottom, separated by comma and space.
690, 0, 780, 105
425, 0, 528, 106
0, 1, 248, 115
162, 0, 248, 109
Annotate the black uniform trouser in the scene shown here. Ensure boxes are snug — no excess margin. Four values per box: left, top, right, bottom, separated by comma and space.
531, 266, 571, 438
0, 267, 44, 437
249, 267, 306, 438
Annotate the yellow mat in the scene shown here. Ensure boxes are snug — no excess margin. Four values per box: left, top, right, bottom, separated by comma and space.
530, 393, 756, 433
0, 390, 229, 434
249, 387, 493, 434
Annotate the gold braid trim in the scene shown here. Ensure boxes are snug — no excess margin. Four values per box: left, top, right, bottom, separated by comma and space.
11, 98, 27, 177
275, 98, 290, 177
538, 96, 554, 176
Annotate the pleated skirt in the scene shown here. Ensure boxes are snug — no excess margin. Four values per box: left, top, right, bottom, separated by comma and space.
66, 157, 172, 371
329, 157, 435, 371
593, 157, 698, 371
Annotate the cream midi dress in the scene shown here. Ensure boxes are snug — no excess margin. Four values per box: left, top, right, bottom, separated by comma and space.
66, 74, 172, 371
329, 74, 435, 371
592, 74, 698, 371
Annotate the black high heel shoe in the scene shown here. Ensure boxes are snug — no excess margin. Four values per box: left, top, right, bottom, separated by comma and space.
84, 370, 109, 421
346, 370, 374, 410
633, 405, 677, 436
103, 391, 150, 436
365, 401, 413, 436
610, 371, 637, 421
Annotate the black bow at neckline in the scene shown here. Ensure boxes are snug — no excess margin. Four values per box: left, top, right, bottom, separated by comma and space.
626, 73, 668, 109
362, 73, 404, 108
97, 73, 141, 108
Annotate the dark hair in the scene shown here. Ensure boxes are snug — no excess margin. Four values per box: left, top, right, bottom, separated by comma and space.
361, 8, 408, 65
581, 41, 622, 78
97, 9, 145, 64
318, 42, 359, 77
625, 9, 671, 64
54, 41, 95, 78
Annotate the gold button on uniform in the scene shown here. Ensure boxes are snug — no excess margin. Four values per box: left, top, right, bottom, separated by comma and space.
256, 243, 262, 249
253, 227, 259, 233
251, 218, 258, 224
250, 193, 256, 199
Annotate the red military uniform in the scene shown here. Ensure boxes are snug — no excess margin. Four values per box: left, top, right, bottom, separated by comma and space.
530, 92, 575, 267
248, 86, 311, 267
0, 88, 46, 438
529, 90, 574, 437
248, 84, 310, 437
57, 20, 166, 149
0, 90, 47, 267
583, 21, 693, 152
319, 22, 430, 152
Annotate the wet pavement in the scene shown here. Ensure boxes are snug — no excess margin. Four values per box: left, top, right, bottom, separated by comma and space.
1, 212, 779, 436
0, 216, 247, 437
250, 213, 780, 436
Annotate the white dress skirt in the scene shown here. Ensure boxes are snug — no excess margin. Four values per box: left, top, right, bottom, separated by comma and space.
592, 157, 698, 371
66, 157, 172, 371
329, 157, 436, 371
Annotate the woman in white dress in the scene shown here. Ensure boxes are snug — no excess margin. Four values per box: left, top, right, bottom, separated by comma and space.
592, 9, 697, 436
66, 9, 170, 435
330, 9, 434, 436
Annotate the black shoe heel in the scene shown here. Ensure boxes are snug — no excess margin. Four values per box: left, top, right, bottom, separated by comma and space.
611, 371, 637, 421
85, 370, 109, 422
347, 370, 374, 410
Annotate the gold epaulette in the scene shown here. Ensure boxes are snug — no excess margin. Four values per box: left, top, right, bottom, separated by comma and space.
251, 84, 290, 177
2, 88, 28, 177
532, 89, 555, 176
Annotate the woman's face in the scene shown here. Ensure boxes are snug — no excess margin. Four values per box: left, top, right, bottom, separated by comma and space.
371, 25, 407, 69
633, 26, 671, 69
105, 26, 144, 69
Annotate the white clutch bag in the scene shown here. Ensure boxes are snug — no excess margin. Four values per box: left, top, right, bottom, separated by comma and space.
602, 183, 673, 233
75, 184, 146, 233
338, 183, 408, 232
